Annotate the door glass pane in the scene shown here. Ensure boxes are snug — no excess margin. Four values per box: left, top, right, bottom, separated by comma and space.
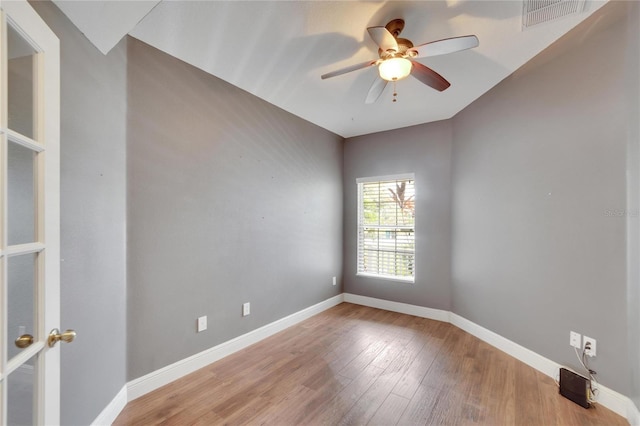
7, 23, 37, 139
8, 141, 36, 245
7, 354, 37, 426
8, 254, 36, 361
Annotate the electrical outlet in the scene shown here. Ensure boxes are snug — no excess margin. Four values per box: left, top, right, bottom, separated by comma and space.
197, 316, 207, 332
583, 336, 596, 357
243, 302, 250, 317
569, 331, 581, 348
332, 276, 337, 286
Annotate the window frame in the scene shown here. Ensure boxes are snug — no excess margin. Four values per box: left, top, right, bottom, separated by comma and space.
356, 173, 415, 283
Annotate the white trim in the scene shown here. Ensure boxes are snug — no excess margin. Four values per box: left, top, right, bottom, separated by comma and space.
597, 386, 640, 426
628, 402, 640, 426
5, 341, 45, 376
6, 129, 45, 152
356, 272, 414, 284
348, 294, 639, 425
343, 293, 449, 322
1, 1, 60, 424
450, 312, 638, 422
127, 294, 343, 401
93, 293, 639, 425
91, 385, 127, 426
3, 242, 45, 257
356, 175, 416, 282
356, 173, 414, 184
449, 312, 559, 379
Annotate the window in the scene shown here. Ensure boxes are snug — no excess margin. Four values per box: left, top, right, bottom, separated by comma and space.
357, 174, 415, 282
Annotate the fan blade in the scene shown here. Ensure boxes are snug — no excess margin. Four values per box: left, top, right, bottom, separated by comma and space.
408, 35, 479, 58
321, 60, 378, 79
365, 77, 388, 104
410, 62, 451, 92
367, 26, 399, 52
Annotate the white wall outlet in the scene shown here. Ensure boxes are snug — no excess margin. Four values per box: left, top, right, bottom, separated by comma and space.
332, 276, 337, 286
569, 331, 581, 348
243, 302, 250, 317
197, 316, 207, 332
583, 336, 597, 357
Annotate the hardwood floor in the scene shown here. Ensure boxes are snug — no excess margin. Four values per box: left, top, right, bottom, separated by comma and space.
114, 303, 627, 425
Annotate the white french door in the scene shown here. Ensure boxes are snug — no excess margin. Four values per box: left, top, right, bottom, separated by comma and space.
0, 0, 61, 424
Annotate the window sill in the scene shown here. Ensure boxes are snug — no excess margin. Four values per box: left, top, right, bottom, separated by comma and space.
356, 272, 414, 284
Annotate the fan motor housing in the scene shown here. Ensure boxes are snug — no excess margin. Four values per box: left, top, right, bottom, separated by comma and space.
378, 39, 413, 58
396, 38, 414, 52
385, 19, 405, 37
377, 26, 414, 59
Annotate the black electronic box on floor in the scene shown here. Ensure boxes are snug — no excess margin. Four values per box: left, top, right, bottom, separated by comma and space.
559, 367, 590, 408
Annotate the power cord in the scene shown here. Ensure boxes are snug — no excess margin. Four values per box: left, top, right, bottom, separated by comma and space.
573, 343, 599, 404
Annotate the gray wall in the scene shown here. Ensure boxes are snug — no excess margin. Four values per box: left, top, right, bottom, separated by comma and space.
343, 122, 453, 310
31, 2, 128, 425
27, 0, 640, 421
126, 38, 343, 378
342, 1, 637, 400
451, 1, 631, 395
625, 0, 640, 409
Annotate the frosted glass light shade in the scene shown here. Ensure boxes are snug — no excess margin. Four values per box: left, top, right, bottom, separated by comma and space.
378, 58, 412, 81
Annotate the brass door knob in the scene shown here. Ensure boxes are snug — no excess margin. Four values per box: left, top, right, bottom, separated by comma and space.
15, 334, 34, 349
48, 328, 76, 348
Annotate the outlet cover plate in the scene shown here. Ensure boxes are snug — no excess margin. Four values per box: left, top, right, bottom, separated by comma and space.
243, 302, 250, 317
570, 331, 581, 348
583, 336, 596, 357
197, 316, 207, 332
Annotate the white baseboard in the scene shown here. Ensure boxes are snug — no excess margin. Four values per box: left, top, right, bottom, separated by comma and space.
96, 292, 639, 426
343, 293, 450, 322
91, 385, 127, 426
127, 294, 344, 401
630, 403, 640, 426
597, 385, 640, 426
449, 312, 638, 423
348, 294, 639, 425
449, 312, 559, 379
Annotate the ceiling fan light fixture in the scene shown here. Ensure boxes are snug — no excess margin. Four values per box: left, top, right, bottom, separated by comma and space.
378, 57, 412, 82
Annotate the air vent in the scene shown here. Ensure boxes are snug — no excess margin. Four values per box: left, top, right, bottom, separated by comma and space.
522, 0, 586, 29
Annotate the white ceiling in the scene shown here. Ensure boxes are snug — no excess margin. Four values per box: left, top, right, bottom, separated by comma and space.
52, 0, 606, 138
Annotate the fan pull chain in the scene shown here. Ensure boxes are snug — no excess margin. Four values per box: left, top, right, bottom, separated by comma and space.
392, 80, 398, 103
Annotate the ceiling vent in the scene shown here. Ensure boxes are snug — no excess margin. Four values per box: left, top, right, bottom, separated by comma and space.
522, 0, 586, 29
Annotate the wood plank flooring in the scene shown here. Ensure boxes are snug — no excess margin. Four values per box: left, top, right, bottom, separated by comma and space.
114, 303, 628, 425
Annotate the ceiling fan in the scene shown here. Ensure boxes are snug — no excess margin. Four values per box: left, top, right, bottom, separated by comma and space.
321, 19, 479, 103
